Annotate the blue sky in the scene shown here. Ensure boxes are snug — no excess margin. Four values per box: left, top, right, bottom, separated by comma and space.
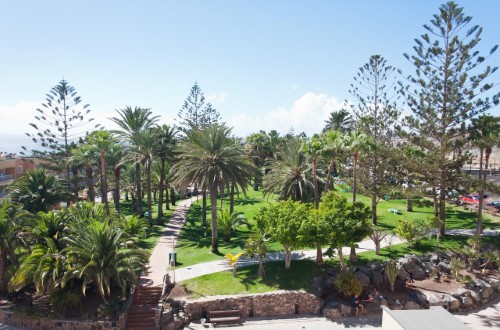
0, 1, 499, 152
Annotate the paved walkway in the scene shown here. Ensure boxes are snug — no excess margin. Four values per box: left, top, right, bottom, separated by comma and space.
170, 235, 406, 282
140, 197, 197, 287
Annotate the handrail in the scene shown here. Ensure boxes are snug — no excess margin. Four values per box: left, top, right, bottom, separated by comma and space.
155, 273, 171, 329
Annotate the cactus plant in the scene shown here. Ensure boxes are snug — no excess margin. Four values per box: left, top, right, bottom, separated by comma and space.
385, 259, 399, 292
450, 257, 465, 279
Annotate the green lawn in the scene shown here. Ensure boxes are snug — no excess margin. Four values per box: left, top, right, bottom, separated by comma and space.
181, 259, 321, 298
175, 188, 500, 268
175, 188, 280, 267
337, 192, 500, 231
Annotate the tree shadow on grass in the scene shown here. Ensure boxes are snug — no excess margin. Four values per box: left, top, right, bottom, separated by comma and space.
233, 198, 259, 206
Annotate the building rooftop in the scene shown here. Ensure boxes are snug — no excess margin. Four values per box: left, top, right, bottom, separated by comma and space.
381, 306, 469, 330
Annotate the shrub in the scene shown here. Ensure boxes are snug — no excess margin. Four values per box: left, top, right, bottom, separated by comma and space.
450, 257, 465, 279
50, 289, 83, 315
334, 269, 362, 297
394, 218, 427, 247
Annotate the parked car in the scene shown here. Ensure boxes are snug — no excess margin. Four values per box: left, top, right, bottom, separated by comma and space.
460, 193, 489, 205
487, 201, 500, 212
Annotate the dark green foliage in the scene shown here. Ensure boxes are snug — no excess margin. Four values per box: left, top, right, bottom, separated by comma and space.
334, 269, 362, 296
399, 1, 500, 235
8, 169, 69, 214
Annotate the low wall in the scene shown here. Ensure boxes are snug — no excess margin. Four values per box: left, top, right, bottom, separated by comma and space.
0, 309, 126, 330
183, 290, 322, 320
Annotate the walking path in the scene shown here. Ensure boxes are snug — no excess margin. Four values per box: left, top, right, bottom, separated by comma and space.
139, 196, 197, 287
141, 196, 500, 285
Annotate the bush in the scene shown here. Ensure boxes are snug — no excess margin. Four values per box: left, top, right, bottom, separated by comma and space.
394, 218, 427, 247
50, 289, 83, 315
334, 270, 362, 297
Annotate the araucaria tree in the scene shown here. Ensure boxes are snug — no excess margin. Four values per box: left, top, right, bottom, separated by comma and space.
176, 82, 222, 133
400, 1, 499, 235
349, 55, 400, 225
24, 80, 98, 177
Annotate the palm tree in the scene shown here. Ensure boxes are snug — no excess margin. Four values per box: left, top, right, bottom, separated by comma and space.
343, 131, 369, 202
129, 128, 157, 225
217, 210, 250, 242
87, 130, 114, 215
71, 144, 98, 203
61, 218, 149, 302
152, 125, 177, 221
110, 106, 159, 214
322, 130, 345, 192
8, 169, 69, 213
106, 142, 127, 213
303, 135, 324, 208
172, 124, 259, 254
323, 109, 353, 133
0, 201, 31, 295
11, 211, 67, 294
469, 115, 500, 234
262, 137, 316, 203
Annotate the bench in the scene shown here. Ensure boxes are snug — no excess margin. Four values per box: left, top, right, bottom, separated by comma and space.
388, 208, 401, 214
208, 310, 241, 326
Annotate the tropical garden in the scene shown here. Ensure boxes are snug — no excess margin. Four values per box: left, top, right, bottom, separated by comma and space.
0, 0, 499, 323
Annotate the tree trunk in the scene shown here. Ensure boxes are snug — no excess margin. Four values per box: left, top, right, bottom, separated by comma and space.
349, 245, 357, 262
337, 247, 346, 270
114, 167, 121, 213
432, 187, 439, 216
284, 247, 291, 270
253, 177, 259, 191
371, 191, 377, 225
375, 240, 381, 255
258, 258, 265, 278
100, 147, 110, 215
229, 182, 235, 214
439, 173, 446, 237
325, 158, 334, 192
406, 195, 413, 212
158, 159, 165, 221
209, 185, 219, 254
0, 252, 8, 296
353, 152, 358, 202
316, 242, 323, 265
165, 186, 170, 210
477, 148, 484, 235
313, 158, 319, 208
146, 159, 153, 225
170, 188, 176, 206
71, 167, 79, 199
135, 162, 143, 214
86, 165, 95, 202
202, 189, 207, 228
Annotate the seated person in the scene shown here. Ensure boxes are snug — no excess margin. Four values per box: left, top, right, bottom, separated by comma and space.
351, 294, 366, 317
368, 287, 380, 302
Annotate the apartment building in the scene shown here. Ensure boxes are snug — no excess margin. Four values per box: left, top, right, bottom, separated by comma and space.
0, 152, 42, 197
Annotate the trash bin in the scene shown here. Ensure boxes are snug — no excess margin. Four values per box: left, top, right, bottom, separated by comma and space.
169, 252, 176, 266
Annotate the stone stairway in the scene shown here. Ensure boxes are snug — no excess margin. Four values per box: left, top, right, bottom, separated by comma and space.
126, 286, 162, 330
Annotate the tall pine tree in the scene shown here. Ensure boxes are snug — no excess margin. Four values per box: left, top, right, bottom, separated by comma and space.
348, 55, 400, 225
399, 1, 499, 235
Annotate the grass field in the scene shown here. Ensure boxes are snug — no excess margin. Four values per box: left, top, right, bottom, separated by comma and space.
175, 188, 500, 268
182, 234, 499, 296
182, 259, 320, 298
175, 188, 280, 267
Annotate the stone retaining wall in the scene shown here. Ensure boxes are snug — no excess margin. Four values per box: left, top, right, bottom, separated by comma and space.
183, 290, 322, 320
0, 309, 126, 330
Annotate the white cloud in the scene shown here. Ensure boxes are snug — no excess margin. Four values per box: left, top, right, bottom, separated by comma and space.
228, 92, 344, 137
0, 101, 40, 135
207, 92, 229, 104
